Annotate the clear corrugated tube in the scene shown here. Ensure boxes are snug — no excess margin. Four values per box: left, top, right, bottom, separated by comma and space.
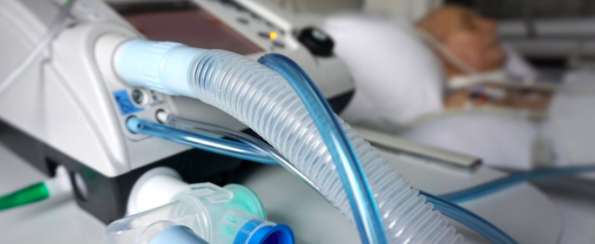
258, 54, 387, 244
128, 114, 517, 244
145, 110, 595, 244
117, 40, 464, 243
189, 49, 464, 244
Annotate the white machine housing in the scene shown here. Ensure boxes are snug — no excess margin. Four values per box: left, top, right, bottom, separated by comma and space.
0, 0, 353, 178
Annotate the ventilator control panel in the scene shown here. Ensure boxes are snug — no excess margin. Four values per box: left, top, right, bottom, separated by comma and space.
109, 0, 293, 54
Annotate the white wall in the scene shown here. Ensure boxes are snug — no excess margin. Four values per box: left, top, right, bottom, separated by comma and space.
260, 0, 361, 13
364, 0, 443, 20
255, 0, 442, 18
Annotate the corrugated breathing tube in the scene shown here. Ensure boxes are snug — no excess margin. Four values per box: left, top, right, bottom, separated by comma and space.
117, 40, 464, 243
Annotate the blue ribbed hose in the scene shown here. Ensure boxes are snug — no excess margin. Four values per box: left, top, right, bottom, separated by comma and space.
127, 115, 517, 244
117, 40, 464, 244
257, 54, 387, 244
117, 40, 592, 243
131, 111, 591, 244
140, 112, 593, 244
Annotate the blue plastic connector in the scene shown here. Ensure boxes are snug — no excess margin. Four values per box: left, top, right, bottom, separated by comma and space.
150, 225, 209, 244
116, 39, 205, 97
234, 219, 294, 244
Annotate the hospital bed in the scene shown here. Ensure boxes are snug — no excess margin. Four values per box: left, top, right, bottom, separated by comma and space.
309, 1, 595, 170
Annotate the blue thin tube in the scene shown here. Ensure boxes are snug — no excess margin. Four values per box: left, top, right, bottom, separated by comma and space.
258, 54, 387, 244
128, 116, 516, 244
128, 115, 517, 244
164, 115, 320, 193
421, 191, 518, 244
121, 53, 519, 244
131, 114, 586, 244
126, 117, 276, 165
440, 164, 595, 203
166, 116, 516, 242
135, 113, 593, 207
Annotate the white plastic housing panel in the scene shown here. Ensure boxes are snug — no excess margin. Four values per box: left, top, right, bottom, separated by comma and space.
0, 0, 354, 177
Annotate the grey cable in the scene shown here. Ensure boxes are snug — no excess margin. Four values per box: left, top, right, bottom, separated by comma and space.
0, 0, 77, 95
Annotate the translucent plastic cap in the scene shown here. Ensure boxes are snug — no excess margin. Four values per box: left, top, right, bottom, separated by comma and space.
223, 184, 266, 219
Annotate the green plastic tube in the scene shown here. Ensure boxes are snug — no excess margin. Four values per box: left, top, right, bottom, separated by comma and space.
0, 182, 50, 211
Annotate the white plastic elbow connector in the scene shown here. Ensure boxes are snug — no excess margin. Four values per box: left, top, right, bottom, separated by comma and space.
44, 166, 73, 199
127, 167, 189, 215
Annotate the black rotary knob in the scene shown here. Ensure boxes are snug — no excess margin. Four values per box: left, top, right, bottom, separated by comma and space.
297, 27, 335, 57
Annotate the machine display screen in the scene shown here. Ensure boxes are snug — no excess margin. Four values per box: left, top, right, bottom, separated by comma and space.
110, 1, 263, 55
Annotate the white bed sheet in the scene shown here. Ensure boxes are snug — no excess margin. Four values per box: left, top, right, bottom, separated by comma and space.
400, 112, 539, 169
401, 70, 595, 169
550, 193, 595, 244
542, 70, 595, 165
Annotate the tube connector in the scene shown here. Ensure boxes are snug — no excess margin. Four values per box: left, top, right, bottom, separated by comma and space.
127, 167, 189, 215
148, 225, 209, 244
107, 182, 292, 244
116, 39, 205, 97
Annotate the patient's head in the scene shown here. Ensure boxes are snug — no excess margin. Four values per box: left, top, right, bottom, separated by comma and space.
417, 5, 506, 76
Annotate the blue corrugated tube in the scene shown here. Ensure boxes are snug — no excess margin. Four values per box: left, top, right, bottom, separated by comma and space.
127, 115, 518, 244
117, 39, 464, 243
133, 110, 595, 244
257, 54, 517, 244
144, 111, 595, 244
257, 54, 387, 244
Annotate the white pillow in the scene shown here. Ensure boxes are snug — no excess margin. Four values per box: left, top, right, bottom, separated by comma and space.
324, 15, 444, 133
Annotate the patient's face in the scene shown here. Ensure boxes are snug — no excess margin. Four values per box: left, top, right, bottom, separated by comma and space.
418, 5, 506, 76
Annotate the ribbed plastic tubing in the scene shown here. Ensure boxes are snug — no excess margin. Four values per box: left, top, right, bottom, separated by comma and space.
183, 50, 464, 243
259, 54, 387, 244
132, 115, 515, 244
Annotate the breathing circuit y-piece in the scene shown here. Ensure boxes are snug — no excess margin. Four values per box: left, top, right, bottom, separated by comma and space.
107, 183, 294, 244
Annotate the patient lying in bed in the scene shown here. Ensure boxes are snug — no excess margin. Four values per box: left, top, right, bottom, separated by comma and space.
417, 5, 555, 116
324, 5, 595, 169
